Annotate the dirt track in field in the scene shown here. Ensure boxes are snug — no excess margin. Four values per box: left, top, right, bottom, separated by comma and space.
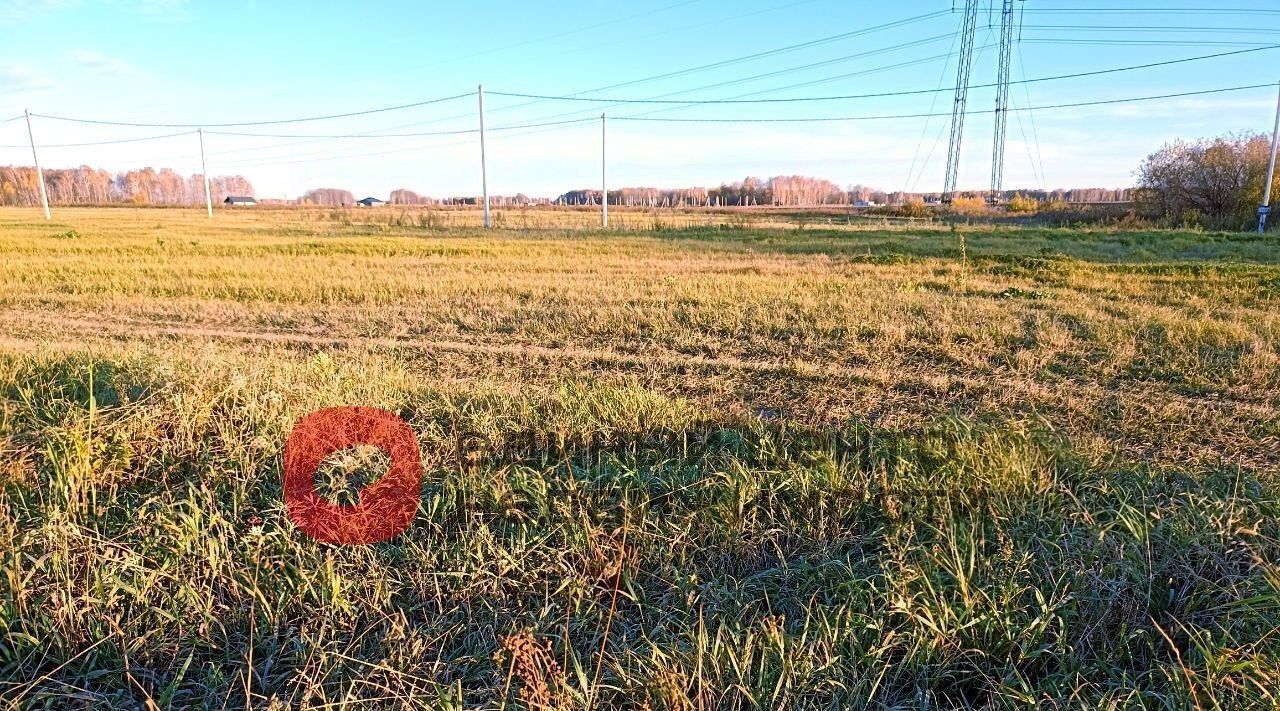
6, 307, 1276, 473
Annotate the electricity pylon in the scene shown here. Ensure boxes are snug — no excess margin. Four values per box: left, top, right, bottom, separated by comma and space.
942, 0, 980, 203
989, 0, 1016, 203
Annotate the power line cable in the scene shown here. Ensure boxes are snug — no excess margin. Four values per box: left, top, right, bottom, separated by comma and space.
903, 19, 1002, 194
602, 30, 1240, 124
537, 40, 994, 128
37, 81, 1274, 190
488, 45, 1277, 105
617, 34, 958, 101
548, 9, 952, 97
1024, 7, 1280, 15
463, 9, 954, 126
1010, 94, 1045, 192
220, 0, 1280, 119
903, 31, 962, 193
204, 116, 600, 169
0, 129, 198, 149
244, 0, 850, 137
710, 45, 986, 100
85, 9, 954, 165
210, 134, 478, 171
265, 43, 963, 167
265, 0, 715, 104
609, 82, 1278, 123
29, 11, 1272, 184
304, 9, 969, 158
19, 41, 1273, 150
208, 127, 475, 139
1015, 41, 1048, 192
491, 0, 830, 78
198, 106, 486, 161
1024, 38, 1276, 47
165, 35, 982, 164
492, 37, 972, 131
174, 21, 968, 164
205, 116, 597, 140
200, 34, 959, 147
229, 106, 596, 172
30, 91, 476, 129
210, 111, 602, 172
488, 34, 960, 106
910, 121, 952, 194
353, 46, 962, 152
199, 105, 596, 166
1023, 24, 1280, 34
565, 36, 1276, 124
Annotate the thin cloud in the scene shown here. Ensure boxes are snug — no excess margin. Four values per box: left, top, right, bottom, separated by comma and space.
0, 0, 75, 24
0, 61, 53, 94
70, 49, 137, 78
126, 0, 191, 21
0, 0, 188, 24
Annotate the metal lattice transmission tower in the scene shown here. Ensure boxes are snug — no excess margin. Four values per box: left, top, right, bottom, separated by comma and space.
989, 0, 1017, 203
942, 0, 980, 203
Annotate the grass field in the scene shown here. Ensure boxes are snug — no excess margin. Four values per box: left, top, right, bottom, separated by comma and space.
2, 206, 1279, 708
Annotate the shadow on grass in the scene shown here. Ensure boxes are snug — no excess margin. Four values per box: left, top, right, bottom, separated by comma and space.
4, 353, 1280, 707
649, 224, 1280, 266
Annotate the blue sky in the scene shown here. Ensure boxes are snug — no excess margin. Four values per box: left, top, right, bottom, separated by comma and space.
1, 0, 1278, 199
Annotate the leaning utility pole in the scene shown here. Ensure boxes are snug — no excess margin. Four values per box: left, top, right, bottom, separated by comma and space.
24, 110, 51, 220
478, 84, 491, 229
1259, 82, 1280, 233
942, 0, 980, 203
989, 0, 1016, 204
198, 128, 213, 218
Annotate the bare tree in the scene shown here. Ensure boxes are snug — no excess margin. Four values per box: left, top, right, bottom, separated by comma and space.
1136, 132, 1272, 229
301, 188, 355, 206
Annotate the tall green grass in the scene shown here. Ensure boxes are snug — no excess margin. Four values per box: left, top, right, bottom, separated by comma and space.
2, 349, 1278, 708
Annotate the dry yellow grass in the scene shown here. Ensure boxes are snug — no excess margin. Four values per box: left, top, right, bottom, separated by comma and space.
2, 206, 1279, 707
2, 207, 1275, 469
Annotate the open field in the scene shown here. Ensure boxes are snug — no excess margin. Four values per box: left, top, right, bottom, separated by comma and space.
2, 207, 1280, 708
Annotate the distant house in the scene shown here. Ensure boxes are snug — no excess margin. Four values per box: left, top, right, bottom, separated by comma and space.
356, 197, 385, 207
223, 196, 257, 206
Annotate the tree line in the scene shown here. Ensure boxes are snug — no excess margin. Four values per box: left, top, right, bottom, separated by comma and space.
556, 176, 851, 207
309, 178, 1134, 210
300, 188, 356, 206
0, 166, 253, 206
384, 189, 548, 206
556, 180, 1131, 208
0, 163, 1135, 211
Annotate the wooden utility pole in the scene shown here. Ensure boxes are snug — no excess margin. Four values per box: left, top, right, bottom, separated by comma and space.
24, 110, 50, 220
1259, 83, 1280, 233
198, 128, 213, 218
478, 85, 491, 229
601, 113, 608, 228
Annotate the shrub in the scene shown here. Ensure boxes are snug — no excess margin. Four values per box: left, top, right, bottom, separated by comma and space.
949, 196, 988, 215
1136, 132, 1271, 230
1006, 194, 1040, 213
869, 198, 934, 219
899, 198, 932, 218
